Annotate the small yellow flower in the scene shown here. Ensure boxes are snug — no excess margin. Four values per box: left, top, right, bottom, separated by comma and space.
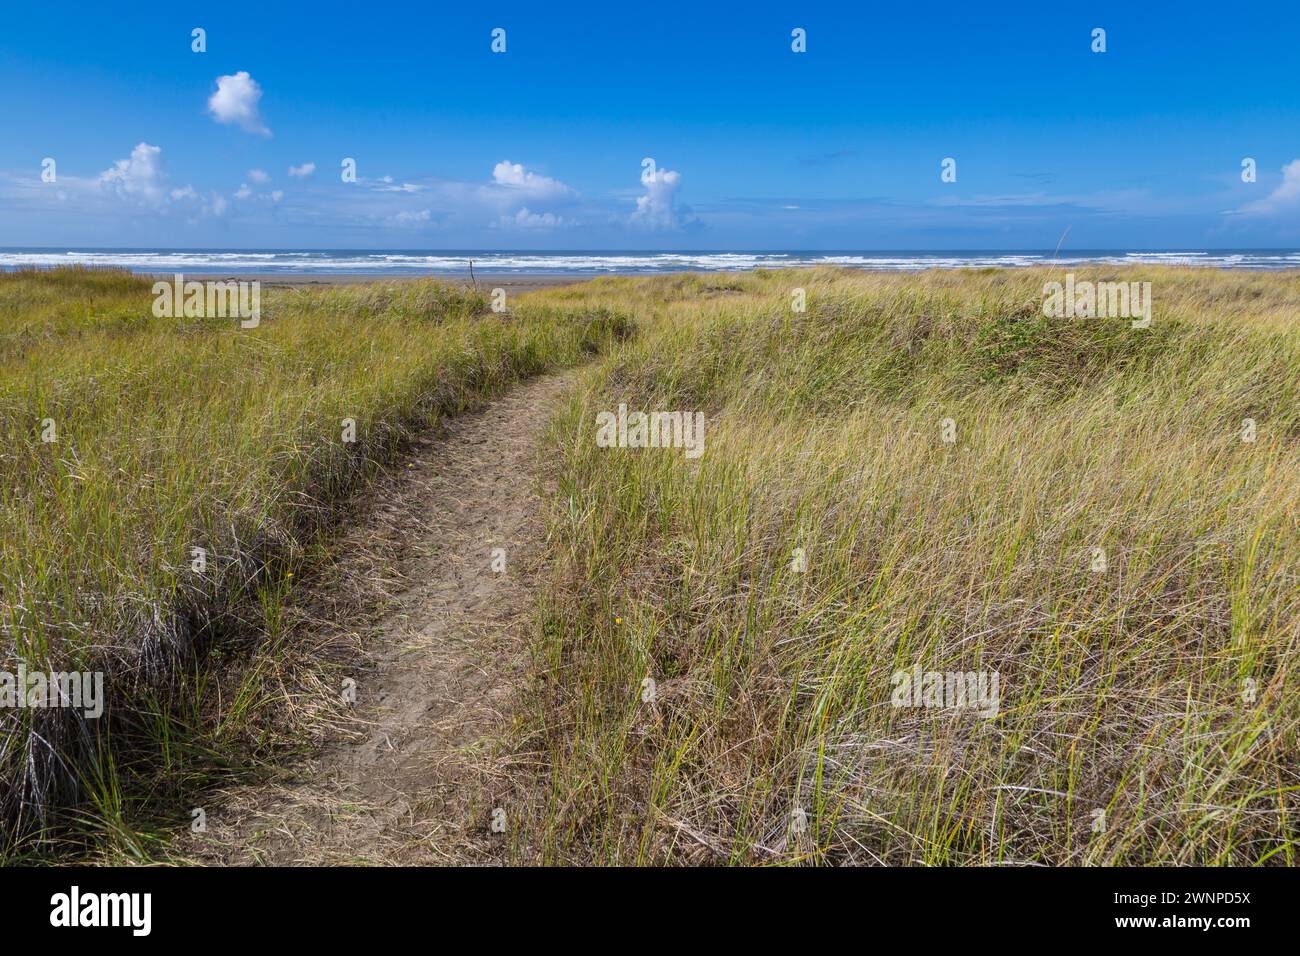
615, 616, 622, 624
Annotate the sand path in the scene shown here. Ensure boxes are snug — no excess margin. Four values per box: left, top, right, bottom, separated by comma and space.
186, 373, 570, 864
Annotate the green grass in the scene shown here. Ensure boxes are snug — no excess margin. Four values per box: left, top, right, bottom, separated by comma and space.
5, 264, 1296, 866
513, 265, 1299, 865
0, 267, 629, 857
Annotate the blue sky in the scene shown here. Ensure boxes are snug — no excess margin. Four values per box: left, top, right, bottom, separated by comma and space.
2, 0, 1299, 250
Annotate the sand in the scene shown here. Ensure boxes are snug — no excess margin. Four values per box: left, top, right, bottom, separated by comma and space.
185, 373, 573, 864
138, 272, 594, 295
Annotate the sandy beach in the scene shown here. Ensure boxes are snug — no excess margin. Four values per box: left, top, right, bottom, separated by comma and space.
137, 272, 594, 295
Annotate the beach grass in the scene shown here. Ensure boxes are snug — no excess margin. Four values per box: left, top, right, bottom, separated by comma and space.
512, 265, 1299, 864
0, 266, 629, 857
3, 263, 1296, 866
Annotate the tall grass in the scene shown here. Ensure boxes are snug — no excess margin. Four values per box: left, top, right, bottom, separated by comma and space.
516, 266, 1299, 865
0, 267, 629, 856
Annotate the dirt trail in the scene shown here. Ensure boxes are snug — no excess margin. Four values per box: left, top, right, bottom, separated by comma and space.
189, 373, 572, 865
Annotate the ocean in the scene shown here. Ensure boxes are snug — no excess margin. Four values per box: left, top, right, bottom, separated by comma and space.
3, 248, 1300, 275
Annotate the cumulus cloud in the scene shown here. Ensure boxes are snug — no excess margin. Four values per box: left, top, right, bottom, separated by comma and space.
365, 162, 575, 232
631, 162, 690, 230
208, 72, 271, 136
98, 142, 168, 204
1238, 159, 1300, 216
491, 160, 574, 200
35, 155, 579, 235
89, 143, 228, 216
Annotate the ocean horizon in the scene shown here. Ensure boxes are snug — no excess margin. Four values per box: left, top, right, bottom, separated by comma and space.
4, 247, 1300, 275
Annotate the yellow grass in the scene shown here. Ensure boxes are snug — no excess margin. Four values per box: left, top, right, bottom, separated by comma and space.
514, 266, 1299, 865
0, 267, 628, 854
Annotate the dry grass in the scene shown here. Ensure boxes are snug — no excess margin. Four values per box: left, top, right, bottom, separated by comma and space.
0, 267, 629, 858
6, 264, 1294, 867
509, 266, 1299, 865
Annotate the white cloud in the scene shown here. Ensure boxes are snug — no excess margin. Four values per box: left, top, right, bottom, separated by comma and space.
98, 142, 167, 204
491, 160, 574, 200
499, 207, 564, 229
208, 72, 271, 136
20, 155, 579, 235
235, 181, 283, 204
77, 143, 223, 216
293, 161, 578, 233
631, 163, 687, 230
3, 143, 242, 227
1238, 159, 1300, 216
372, 178, 424, 193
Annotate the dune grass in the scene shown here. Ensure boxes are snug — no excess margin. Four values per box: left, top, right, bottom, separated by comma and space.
5, 264, 1295, 866
513, 266, 1299, 865
0, 267, 629, 857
